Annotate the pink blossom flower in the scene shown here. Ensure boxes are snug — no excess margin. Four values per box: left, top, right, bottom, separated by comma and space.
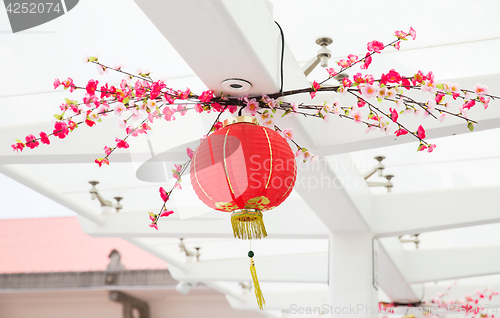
417, 144, 428, 152
326, 68, 337, 77
461, 100, 476, 111
149, 223, 158, 230
364, 74, 375, 84
357, 100, 366, 108
367, 40, 384, 53
227, 104, 238, 114
348, 54, 358, 62
174, 183, 182, 190
394, 129, 408, 137
148, 212, 156, 222
409, 27, 416, 40
376, 87, 387, 100
401, 78, 411, 90
159, 187, 169, 202
421, 81, 436, 93
104, 146, 112, 156
186, 147, 194, 159
435, 93, 445, 104
295, 148, 303, 159
24, 134, 39, 149
386, 69, 402, 83
417, 125, 426, 139
282, 128, 294, 140
213, 121, 223, 131
85, 119, 96, 127
163, 107, 176, 121
61, 77, 74, 89
291, 102, 298, 113
245, 98, 259, 116
394, 41, 401, 50
389, 108, 398, 122
337, 59, 351, 68
479, 96, 490, 109
40, 132, 50, 145
394, 30, 408, 39
117, 119, 127, 130
342, 77, 352, 88
473, 83, 489, 96
312, 81, 321, 90
53, 78, 61, 89
310, 91, 317, 99
438, 113, 448, 122
199, 89, 215, 103
160, 210, 174, 217
53, 122, 69, 139
360, 53, 372, 70
323, 113, 330, 123
115, 138, 129, 149
353, 73, 365, 84
427, 99, 436, 113
352, 109, 363, 122
178, 88, 191, 100
113, 103, 126, 116
86, 79, 99, 96
11, 142, 24, 153
360, 84, 378, 99
94, 158, 109, 167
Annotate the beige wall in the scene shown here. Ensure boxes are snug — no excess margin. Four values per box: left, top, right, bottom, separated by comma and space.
0, 288, 262, 318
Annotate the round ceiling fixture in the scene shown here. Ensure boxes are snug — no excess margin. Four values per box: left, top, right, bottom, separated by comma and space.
221, 78, 252, 93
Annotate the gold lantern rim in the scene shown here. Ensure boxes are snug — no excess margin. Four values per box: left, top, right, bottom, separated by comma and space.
223, 116, 258, 127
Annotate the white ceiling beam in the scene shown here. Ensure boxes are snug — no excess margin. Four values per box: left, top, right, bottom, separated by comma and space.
377, 238, 420, 303
373, 186, 500, 238
405, 246, 500, 283
0, 165, 105, 225
133, 0, 309, 96
293, 154, 373, 232
78, 198, 329, 239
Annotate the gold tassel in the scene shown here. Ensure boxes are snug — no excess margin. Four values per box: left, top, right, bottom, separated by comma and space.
231, 209, 267, 240
249, 252, 265, 310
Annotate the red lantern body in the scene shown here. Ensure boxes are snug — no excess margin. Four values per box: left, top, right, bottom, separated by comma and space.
190, 116, 297, 239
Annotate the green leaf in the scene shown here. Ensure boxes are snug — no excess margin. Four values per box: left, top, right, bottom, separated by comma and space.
15, 139, 22, 143
53, 114, 63, 120
344, 109, 350, 116
271, 109, 277, 114
436, 83, 444, 90
282, 109, 292, 117
64, 98, 71, 104
88, 56, 98, 62
377, 97, 382, 103
467, 122, 474, 132
417, 144, 424, 152
368, 112, 374, 119
122, 97, 130, 105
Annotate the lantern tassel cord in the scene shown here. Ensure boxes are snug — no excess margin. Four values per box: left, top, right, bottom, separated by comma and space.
249, 254, 265, 310
231, 210, 267, 240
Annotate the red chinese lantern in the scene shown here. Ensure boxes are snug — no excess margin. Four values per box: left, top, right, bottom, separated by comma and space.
190, 116, 297, 309
190, 116, 297, 240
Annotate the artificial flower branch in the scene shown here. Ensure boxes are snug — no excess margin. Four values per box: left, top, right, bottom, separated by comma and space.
12, 27, 497, 228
